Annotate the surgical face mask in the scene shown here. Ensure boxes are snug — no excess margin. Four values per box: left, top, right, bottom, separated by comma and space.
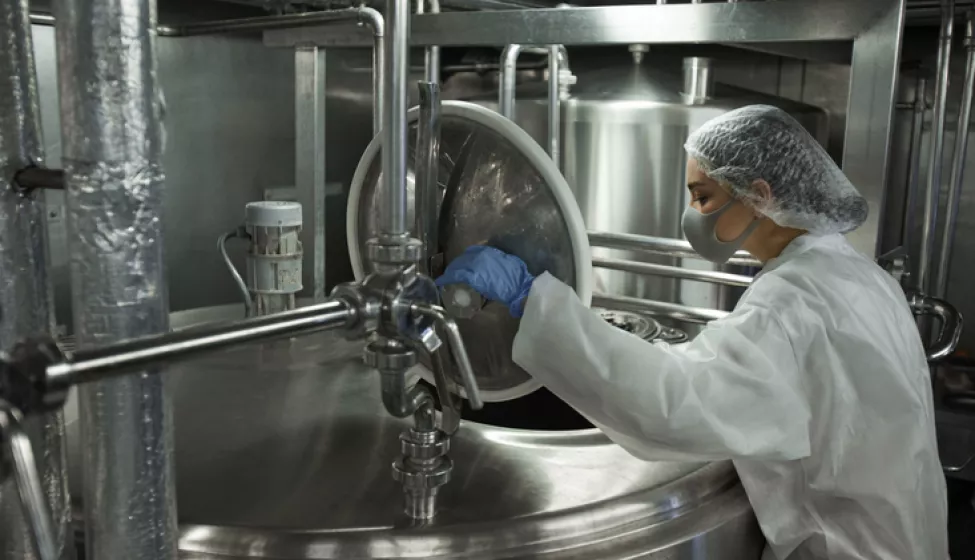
681, 200, 760, 264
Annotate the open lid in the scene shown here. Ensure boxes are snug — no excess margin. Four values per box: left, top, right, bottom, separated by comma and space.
347, 101, 592, 402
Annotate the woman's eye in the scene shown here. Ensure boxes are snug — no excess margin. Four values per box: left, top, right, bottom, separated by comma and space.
695, 196, 708, 205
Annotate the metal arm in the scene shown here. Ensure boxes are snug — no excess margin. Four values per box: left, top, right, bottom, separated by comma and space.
0, 403, 57, 560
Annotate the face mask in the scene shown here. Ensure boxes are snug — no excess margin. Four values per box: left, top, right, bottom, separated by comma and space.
681, 200, 760, 264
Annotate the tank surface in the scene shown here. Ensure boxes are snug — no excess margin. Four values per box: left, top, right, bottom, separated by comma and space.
62, 304, 765, 559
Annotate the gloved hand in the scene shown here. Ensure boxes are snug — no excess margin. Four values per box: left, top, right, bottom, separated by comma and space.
435, 245, 535, 318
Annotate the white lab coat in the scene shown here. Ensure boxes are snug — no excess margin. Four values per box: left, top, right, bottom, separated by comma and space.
512, 234, 948, 560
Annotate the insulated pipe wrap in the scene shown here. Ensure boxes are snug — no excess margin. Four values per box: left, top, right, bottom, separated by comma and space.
54, 0, 177, 558
0, 2, 72, 559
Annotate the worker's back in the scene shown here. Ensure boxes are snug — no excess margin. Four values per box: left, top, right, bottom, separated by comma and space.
735, 233, 948, 560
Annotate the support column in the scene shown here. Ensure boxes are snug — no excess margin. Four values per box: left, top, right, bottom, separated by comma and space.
295, 47, 327, 299
0, 2, 73, 559
53, 0, 177, 558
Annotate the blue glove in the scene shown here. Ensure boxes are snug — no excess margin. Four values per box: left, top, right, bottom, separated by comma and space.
435, 245, 535, 318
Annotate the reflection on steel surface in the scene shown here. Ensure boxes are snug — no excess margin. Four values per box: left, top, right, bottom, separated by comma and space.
63, 304, 764, 559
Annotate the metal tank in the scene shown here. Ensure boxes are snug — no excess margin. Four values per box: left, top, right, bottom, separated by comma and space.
444, 52, 828, 320
60, 302, 764, 559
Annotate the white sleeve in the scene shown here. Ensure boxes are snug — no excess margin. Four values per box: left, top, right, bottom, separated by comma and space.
512, 273, 812, 462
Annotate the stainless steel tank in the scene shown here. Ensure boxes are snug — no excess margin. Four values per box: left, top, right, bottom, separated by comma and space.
62, 303, 766, 559
444, 53, 827, 321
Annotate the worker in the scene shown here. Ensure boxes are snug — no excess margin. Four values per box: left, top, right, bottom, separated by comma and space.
436, 105, 948, 559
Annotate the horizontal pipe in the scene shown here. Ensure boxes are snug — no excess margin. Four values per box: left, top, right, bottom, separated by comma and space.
593, 256, 753, 288
592, 292, 728, 325
588, 231, 761, 267
45, 300, 354, 392
12, 167, 64, 192
156, 9, 372, 36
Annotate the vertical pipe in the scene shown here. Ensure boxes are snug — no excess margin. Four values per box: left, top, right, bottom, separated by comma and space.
295, 47, 327, 300
683, 56, 715, 103
419, 0, 441, 85
357, 8, 384, 136
547, 45, 561, 167
919, 0, 954, 292
380, 0, 410, 238
53, 0, 177, 558
935, 11, 975, 298
902, 75, 928, 251
415, 82, 442, 273
0, 3, 72, 559
499, 45, 523, 119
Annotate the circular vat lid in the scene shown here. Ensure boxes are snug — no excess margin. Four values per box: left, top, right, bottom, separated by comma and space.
347, 101, 592, 402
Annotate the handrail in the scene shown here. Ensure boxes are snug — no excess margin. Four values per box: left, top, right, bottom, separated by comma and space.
588, 231, 762, 268
593, 256, 753, 288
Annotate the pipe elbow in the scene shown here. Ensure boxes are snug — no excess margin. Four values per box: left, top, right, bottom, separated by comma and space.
358, 7, 384, 37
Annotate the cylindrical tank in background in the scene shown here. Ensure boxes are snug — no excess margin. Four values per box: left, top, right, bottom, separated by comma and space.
444, 49, 827, 328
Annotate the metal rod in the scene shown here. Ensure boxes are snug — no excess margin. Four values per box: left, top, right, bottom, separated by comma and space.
592, 292, 728, 325
593, 256, 754, 287
908, 291, 964, 361
682, 56, 714, 104
588, 231, 762, 267
54, 0, 176, 556
418, 0, 441, 85
919, 0, 955, 292
45, 300, 353, 392
415, 82, 442, 274
547, 44, 561, 166
357, 8, 385, 135
155, 8, 365, 36
902, 74, 928, 251
380, 0, 410, 238
0, 2, 71, 558
936, 10, 975, 298
12, 168, 64, 192
499, 44, 523, 119
0, 406, 58, 560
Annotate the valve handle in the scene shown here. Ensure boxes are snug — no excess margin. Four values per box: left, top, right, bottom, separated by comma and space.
411, 303, 484, 410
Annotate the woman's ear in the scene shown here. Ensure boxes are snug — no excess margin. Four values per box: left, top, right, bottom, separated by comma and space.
751, 179, 772, 202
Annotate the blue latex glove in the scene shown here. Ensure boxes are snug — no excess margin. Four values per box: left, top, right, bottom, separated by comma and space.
435, 246, 535, 318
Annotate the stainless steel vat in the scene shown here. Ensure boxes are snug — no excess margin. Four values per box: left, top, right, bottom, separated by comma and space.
445, 55, 827, 318
63, 303, 764, 558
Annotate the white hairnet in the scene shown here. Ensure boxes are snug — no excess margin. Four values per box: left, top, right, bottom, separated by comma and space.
684, 105, 867, 235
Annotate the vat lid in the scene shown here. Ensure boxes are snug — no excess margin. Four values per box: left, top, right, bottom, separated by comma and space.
347, 101, 592, 402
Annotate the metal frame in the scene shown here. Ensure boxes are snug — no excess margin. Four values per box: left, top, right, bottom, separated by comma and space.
265, 0, 905, 258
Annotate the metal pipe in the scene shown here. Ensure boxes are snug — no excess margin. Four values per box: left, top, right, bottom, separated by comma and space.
414, 82, 442, 274
592, 293, 729, 324
936, 10, 975, 298
54, 0, 175, 556
44, 301, 353, 393
908, 291, 964, 361
499, 44, 523, 119
379, 367, 436, 432
902, 74, 928, 250
588, 231, 762, 267
357, 8, 385, 135
417, 0, 441, 84
547, 44, 561, 165
12, 168, 64, 192
593, 256, 754, 287
0, 2, 71, 558
380, 0, 410, 238
919, 0, 955, 292
155, 8, 366, 36
682, 56, 714, 104
0, 405, 58, 560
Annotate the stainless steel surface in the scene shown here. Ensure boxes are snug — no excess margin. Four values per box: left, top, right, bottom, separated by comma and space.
547, 44, 561, 165
53, 0, 177, 556
937, 11, 975, 298
350, 102, 590, 402
909, 291, 965, 361
920, 0, 954, 293
0, 4, 70, 559
593, 256, 754, 288
61, 303, 764, 558
499, 45, 522, 118
682, 57, 714, 104
295, 47, 328, 300
414, 82, 442, 275
0, 406, 57, 560
595, 308, 662, 341
593, 292, 730, 325
380, 0, 410, 239
903, 75, 928, 251
589, 231, 761, 267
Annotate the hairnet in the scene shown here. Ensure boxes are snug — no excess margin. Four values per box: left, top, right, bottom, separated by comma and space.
684, 105, 867, 235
